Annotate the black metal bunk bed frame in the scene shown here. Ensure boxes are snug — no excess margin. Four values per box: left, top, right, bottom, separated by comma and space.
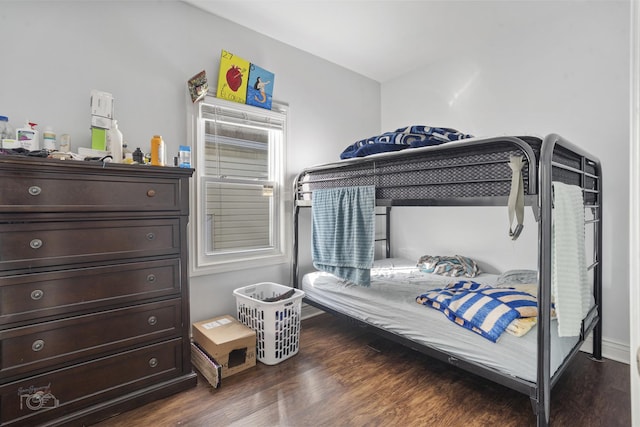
292, 134, 602, 427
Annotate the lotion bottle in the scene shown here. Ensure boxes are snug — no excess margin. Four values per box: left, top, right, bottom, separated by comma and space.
107, 120, 123, 163
43, 126, 56, 151
150, 135, 165, 166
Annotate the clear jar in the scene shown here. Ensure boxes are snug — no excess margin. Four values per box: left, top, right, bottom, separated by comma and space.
0, 116, 10, 141
0, 116, 16, 149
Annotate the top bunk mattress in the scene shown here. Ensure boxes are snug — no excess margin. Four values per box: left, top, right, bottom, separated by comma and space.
302, 260, 582, 384
294, 135, 599, 207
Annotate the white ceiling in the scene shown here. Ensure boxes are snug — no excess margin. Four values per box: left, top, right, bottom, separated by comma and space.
183, 0, 579, 83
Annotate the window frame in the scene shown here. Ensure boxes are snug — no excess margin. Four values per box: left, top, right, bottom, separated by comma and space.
190, 95, 289, 276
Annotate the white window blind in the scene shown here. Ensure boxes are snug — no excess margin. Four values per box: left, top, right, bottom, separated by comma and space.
193, 97, 287, 272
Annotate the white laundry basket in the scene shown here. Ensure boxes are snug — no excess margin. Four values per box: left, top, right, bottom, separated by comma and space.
233, 282, 305, 365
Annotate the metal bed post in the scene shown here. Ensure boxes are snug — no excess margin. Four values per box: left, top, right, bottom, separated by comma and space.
293, 204, 300, 289
537, 134, 555, 427
386, 207, 391, 258
593, 161, 603, 360
292, 173, 303, 289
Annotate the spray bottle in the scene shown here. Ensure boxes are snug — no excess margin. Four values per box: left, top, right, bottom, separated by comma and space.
16, 121, 39, 151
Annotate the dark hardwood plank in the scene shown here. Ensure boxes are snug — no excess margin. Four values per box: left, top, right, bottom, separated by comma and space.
93, 313, 630, 427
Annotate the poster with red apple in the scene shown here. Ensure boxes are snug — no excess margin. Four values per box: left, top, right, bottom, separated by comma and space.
216, 49, 250, 104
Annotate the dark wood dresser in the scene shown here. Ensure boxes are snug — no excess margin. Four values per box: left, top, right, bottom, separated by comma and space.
0, 157, 196, 426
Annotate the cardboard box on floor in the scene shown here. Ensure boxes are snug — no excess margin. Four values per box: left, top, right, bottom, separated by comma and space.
192, 315, 256, 379
191, 341, 221, 388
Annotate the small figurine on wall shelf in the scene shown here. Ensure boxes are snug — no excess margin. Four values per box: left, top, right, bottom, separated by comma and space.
188, 70, 208, 103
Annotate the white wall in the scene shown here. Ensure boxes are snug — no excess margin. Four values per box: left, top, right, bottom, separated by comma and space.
0, 1, 381, 323
381, 1, 630, 360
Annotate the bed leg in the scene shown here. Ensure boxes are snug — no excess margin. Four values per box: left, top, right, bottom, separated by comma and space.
530, 397, 550, 427
592, 318, 603, 361
529, 396, 537, 414
537, 412, 550, 427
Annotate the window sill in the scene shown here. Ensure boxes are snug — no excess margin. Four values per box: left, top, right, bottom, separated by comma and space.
190, 252, 290, 277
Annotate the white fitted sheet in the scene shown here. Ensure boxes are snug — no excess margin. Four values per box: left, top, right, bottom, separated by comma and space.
302, 262, 580, 383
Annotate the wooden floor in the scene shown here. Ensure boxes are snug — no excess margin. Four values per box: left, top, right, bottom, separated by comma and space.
94, 314, 630, 427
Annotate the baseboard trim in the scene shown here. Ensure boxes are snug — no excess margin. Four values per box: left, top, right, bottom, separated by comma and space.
581, 335, 630, 365
301, 303, 325, 320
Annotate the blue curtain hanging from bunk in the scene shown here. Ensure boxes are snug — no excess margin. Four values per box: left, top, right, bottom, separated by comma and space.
311, 186, 376, 286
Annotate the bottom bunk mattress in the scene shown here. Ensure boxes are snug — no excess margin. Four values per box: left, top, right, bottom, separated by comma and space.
301, 259, 581, 383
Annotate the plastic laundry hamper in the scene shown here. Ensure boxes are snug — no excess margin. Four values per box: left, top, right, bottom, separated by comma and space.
234, 282, 305, 365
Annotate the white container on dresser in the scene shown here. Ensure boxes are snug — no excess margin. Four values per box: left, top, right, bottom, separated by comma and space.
0, 156, 196, 426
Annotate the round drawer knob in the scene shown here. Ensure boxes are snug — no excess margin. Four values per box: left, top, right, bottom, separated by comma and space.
148, 315, 158, 326
28, 186, 42, 196
148, 357, 158, 368
31, 289, 44, 300
147, 189, 156, 198
146, 274, 157, 283
146, 233, 155, 241
32, 339, 45, 352
30, 239, 43, 249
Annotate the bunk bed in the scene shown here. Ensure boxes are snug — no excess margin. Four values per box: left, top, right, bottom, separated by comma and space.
291, 134, 602, 427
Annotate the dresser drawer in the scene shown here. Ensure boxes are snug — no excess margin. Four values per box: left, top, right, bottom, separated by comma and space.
0, 299, 182, 379
0, 339, 184, 427
0, 170, 185, 213
0, 219, 181, 271
0, 259, 182, 325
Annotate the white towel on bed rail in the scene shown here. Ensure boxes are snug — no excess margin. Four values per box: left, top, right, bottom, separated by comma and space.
552, 181, 590, 337
312, 186, 375, 286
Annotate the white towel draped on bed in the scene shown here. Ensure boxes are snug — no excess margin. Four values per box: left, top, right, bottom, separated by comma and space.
312, 186, 375, 286
552, 181, 590, 337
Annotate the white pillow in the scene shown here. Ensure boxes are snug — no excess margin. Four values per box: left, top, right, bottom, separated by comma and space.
372, 257, 417, 269
496, 269, 538, 286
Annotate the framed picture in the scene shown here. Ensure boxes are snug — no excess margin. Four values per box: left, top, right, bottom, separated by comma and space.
216, 49, 250, 104
188, 70, 208, 103
246, 63, 275, 110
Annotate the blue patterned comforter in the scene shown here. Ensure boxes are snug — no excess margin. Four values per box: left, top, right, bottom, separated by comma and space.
340, 125, 473, 159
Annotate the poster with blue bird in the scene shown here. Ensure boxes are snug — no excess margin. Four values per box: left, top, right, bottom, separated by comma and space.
246, 63, 275, 110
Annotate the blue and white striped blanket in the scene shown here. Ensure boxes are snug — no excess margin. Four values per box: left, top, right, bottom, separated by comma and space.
416, 281, 538, 342
312, 186, 376, 286
340, 125, 473, 159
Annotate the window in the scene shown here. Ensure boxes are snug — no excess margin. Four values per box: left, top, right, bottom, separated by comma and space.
191, 96, 287, 274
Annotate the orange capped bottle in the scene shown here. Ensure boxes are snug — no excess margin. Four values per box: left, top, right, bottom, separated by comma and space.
150, 135, 165, 166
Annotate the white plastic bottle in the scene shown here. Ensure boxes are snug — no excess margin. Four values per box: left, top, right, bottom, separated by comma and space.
43, 126, 56, 151
107, 120, 123, 163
